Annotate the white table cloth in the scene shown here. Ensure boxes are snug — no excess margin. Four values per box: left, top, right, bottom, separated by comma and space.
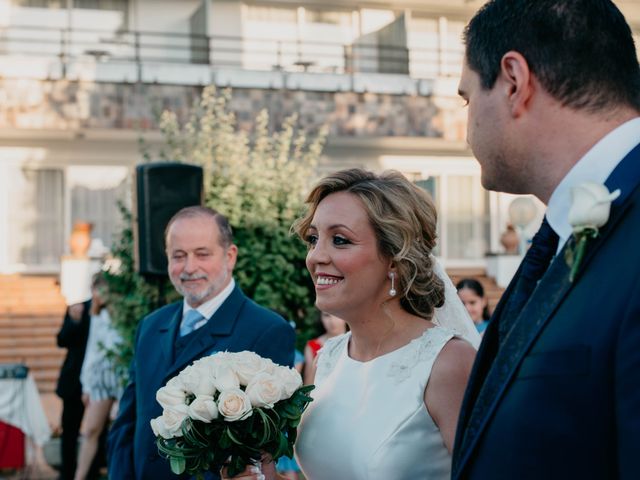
0, 374, 51, 446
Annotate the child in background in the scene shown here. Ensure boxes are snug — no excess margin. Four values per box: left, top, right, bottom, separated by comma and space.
456, 278, 491, 334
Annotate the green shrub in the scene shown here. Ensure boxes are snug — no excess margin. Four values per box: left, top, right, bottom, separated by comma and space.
106, 87, 326, 378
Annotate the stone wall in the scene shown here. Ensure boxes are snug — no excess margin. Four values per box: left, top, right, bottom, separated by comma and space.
0, 79, 466, 141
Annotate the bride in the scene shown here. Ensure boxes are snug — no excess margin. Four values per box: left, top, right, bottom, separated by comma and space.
225, 168, 479, 480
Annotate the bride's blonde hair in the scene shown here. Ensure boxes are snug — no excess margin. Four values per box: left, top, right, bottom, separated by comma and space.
293, 168, 444, 320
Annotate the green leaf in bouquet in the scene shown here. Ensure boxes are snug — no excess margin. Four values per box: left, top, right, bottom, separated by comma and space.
286, 426, 298, 446
254, 407, 280, 446
169, 455, 186, 475
274, 431, 289, 459
182, 417, 210, 448
226, 426, 244, 446
227, 454, 252, 478
217, 427, 233, 449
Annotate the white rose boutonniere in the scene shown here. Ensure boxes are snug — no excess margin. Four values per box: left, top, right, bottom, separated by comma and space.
565, 182, 620, 281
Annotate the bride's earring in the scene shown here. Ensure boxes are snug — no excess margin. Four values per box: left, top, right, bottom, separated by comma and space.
388, 272, 397, 297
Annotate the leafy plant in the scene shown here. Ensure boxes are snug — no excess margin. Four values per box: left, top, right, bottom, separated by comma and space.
106, 86, 327, 379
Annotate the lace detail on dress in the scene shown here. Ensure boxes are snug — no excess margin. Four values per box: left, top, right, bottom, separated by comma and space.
314, 333, 349, 385
387, 327, 454, 385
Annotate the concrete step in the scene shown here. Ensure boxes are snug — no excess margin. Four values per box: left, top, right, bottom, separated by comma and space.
0, 316, 62, 327
0, 336, 59, 347
0, 346, 65, 361
0, 325, 60, 337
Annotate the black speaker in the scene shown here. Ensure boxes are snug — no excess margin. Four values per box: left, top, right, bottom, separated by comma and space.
134, 162, 203, 276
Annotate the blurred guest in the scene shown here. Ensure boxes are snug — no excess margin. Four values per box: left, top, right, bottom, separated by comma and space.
303, 311, 347, 385
56, 298, 101, 480
74, 273, 122, 480
456, 278, 490, 333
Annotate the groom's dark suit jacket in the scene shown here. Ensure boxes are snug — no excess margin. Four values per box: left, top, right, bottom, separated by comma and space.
452, 142, 640, 479
107, 285, 295, 480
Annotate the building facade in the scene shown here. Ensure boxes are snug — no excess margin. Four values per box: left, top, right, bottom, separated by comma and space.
1, 0, 638, 274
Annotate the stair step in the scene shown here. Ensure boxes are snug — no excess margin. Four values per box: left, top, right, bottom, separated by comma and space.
31, 369, 61, 381
0, 336, 59, 347
37, 379, 57, 393
17, 357, 65, 369
0, 346, 65, 360
0, 326, 60, 337
0, 316, 62, 327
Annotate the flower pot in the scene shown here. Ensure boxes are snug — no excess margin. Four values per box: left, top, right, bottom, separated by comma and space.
500, 224, 519, 254
70, 222, 93, 258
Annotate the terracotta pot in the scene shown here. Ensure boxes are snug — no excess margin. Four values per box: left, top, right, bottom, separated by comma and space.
500, 224, 519, 254
70, 222, 93, 257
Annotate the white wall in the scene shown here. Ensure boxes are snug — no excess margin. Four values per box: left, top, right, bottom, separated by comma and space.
133, 0, 202, 33
210, 0, 243, 37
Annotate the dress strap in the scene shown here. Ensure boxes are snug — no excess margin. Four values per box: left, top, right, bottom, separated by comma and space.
387, 326, 455, 386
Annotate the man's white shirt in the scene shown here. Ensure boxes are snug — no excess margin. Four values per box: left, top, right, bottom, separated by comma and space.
546, 117, 640, 253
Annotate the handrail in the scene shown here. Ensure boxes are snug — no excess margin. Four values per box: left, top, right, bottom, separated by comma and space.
0, 24, 463, 79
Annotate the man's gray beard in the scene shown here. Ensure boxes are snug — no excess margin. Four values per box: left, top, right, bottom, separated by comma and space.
177, 283, 216, 306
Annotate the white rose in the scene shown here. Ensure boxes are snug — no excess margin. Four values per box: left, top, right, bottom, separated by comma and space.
188, 394, 219, 423
217, 388, 253, 422
568, 182, 621, 231
156, 385, 187, 410
231, 351, 269, 385
213, 364, 240, 391
246, 372, 283, 408
274, 366, 303, 399
150, 405, 188, 439
166, 376, 186, 391
178, 364, 216, 396
150, 415, 170, 439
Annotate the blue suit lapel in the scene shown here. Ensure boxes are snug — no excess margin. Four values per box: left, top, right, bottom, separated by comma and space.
156, 303, 182, 370
165, 286, 247, 381
454, 141, 640, 478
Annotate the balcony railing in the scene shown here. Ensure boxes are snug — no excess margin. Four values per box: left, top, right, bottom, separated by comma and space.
0, 24, 464, 83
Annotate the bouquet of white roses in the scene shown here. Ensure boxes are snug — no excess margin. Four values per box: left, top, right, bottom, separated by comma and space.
150, 351, 314, 478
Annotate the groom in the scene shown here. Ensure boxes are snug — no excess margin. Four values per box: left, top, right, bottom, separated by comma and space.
453, 1, 640, 478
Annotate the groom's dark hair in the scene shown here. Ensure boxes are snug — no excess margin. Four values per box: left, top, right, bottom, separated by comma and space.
464, 0, 640, 113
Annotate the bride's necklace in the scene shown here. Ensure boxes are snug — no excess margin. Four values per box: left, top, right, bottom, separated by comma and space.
372, 316, 396, 360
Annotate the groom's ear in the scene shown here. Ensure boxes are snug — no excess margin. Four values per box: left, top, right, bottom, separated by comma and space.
499, 51, 535, 118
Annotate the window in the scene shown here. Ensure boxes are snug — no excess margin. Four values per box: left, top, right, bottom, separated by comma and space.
416, 174, 489, 261
14, 0, 127, 9
12, 0, 65, 7
8, 168, 65, 267
68, 166, 129, 255
245, 5, 297, 23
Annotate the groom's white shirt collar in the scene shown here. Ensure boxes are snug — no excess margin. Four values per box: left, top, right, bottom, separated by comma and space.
546, 117, 640, 253
181, 278, 235, 331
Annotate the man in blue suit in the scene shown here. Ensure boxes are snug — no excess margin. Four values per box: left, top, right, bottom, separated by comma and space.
108, 206, 295, 479
454, 1, 640, 478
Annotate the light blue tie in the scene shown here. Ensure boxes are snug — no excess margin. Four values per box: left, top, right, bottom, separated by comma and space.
180, 310, 204, 337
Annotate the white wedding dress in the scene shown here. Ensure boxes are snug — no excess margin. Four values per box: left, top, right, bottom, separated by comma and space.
295, 326, 456, 480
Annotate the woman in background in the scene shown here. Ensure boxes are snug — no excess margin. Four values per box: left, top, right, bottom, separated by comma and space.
456, 278, 491, 334
74, 273, 123, 480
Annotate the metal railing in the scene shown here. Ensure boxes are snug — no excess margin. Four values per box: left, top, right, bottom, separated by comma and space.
0, 24, 464, 80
